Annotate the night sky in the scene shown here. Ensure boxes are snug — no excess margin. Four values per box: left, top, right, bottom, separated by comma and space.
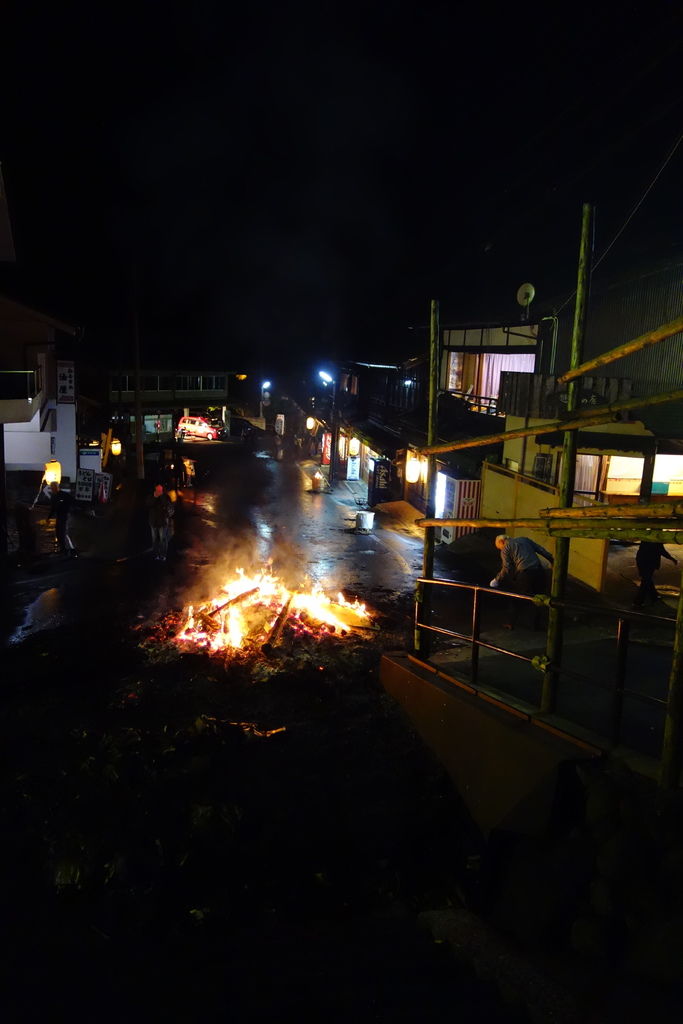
3, 1, 683, 373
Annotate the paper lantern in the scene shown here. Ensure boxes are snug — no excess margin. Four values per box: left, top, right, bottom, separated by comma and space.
111, 438, 122, 456
44, 459, 62, 485
348, 437, 360, 457
406, 456, 421, 484
306, 416, 316, 430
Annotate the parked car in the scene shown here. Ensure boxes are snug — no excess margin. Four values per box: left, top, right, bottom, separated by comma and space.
228, 415, 254, 438
174, 415, 223, 441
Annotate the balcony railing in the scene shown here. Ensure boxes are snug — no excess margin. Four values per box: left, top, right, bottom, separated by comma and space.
0, 370, 37, 401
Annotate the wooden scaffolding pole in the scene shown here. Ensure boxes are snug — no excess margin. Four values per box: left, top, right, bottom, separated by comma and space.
543, 203, 593, 714
558, 314, 683, 385
417, 387, 683, 457
415, 520, 683, 542
415, 299, 440, 659
540, 502, 683, 519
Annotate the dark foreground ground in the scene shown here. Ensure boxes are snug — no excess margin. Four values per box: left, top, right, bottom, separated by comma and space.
0, 596, 529, 1023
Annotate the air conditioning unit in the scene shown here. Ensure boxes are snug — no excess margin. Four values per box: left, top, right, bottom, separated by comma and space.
440, 527, 455, 544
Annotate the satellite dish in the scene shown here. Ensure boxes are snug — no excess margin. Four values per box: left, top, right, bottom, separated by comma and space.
516, 282, 535, 322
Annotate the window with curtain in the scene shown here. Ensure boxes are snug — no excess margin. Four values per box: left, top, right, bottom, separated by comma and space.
477, 352, 536, 398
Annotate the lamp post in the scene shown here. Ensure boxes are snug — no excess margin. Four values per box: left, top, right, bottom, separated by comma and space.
260, 380, 271, 421
318, 370, 338, 488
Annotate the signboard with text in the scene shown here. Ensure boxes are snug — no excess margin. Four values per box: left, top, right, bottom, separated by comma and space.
57, 361, 75, 404
369, 459, 393, 505
75, 468, 95, 503
346, 455, 360, 481
79, 447, 102, 474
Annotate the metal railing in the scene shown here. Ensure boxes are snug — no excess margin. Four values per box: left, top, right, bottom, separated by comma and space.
0, 370, 37, 401
448, 390, 503, 416
414, 576, 673, 752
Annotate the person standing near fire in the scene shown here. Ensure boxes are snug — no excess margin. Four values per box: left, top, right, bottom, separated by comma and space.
47, 481, 76, 556
148, 484, 174, 561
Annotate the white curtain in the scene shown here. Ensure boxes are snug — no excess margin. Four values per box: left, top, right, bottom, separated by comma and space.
478, 352, 536, 398
575, 454, 600, 494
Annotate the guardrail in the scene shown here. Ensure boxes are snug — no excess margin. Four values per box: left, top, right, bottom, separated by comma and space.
414, 577, 673, 756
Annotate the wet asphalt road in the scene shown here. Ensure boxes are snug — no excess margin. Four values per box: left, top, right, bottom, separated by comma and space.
0, 442, 532, 1023
2, 440, 421, 649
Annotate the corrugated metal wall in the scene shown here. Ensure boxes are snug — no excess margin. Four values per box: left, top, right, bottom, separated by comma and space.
553, 262, 683, 388
548, 262, 683, 438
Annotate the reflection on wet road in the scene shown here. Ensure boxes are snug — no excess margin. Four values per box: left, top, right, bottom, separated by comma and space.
3, 448, 419, 647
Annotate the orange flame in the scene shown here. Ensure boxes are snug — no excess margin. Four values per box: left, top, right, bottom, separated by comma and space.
175, 567, 371, 654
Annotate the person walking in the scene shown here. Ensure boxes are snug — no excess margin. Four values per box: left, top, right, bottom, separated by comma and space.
47, 481, 77, 556
489, 534, 554, 629
148, 484, 174, 561
633, 542, 677, 609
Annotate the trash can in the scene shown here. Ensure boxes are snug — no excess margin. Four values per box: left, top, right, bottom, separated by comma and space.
355, 511, 375, 534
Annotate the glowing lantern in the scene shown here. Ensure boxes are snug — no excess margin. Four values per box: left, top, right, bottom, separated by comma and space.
111, 438, 122, 456
306, 416, 316, 430
348, 437, 360, 457
44, 459, 62, 485
406, 456, 421, 484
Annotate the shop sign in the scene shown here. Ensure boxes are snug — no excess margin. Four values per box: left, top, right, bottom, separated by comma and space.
75, 468, 95, 502
57, 361, 75, 404
79, 447, 102, 474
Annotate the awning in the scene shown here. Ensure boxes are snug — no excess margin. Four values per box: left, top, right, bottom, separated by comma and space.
343, 418, 402, 458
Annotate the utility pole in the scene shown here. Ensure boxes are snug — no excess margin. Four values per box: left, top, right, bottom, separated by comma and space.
415, 298, 440, 657
133, 307, 144, 481
541, 203, 593, 712
329, 380, 338, 488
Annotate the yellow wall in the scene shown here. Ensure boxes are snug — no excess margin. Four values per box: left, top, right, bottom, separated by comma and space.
481, 462, 608, 591
503, 416, 556, 477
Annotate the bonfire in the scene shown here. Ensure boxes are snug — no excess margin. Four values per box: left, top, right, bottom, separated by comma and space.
175, 566, 372, 656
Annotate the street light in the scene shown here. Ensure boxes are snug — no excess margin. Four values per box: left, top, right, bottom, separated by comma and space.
318, 370, 338, 487
260, 380, 271, 420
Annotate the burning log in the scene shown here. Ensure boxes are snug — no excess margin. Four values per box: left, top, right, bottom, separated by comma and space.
173, 564, 374, 657
262, 594, 294, 656
209, 586, 260, 618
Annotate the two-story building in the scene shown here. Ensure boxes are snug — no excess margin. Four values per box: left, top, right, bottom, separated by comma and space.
315, 351, 509, 530
107, 369, 249, 441
0, 294, 78, 480
478, 260, 683, 590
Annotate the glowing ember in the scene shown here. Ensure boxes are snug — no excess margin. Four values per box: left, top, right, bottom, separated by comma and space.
175, 567, 372, 655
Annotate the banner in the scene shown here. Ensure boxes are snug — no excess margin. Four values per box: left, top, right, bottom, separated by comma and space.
321, 432, 332, 466
94, 472, 113, 504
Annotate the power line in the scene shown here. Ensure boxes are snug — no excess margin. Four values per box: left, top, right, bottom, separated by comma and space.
593, 130, 683, 273
556, 127, 683, 315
